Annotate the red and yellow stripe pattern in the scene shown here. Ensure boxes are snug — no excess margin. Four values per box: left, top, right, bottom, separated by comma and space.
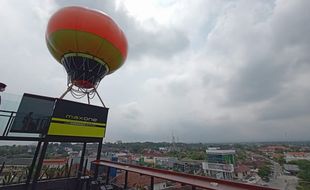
46, 6, 128, 74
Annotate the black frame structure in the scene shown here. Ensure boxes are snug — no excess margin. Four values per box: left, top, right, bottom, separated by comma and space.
0, 93, 106, 190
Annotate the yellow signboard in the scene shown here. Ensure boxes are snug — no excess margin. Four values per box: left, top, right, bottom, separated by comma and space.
47, 99, 108, 138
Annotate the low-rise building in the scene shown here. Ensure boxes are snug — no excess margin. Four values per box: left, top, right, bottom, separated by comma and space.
203, 148, 235, 179
173, 159, 202, 174
158, 147, 168, 152
283, 164, 300, 175
154, 157, 177, 169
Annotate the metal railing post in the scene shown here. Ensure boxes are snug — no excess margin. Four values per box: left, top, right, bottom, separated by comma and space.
106, 167, 110, 184
83, 158, 88, 176
124, 170, 128, 189
26, 141, 42, 185
94, 141, 102, 178
2, 112, 14, 136
31, 141, 48, 190
0, 162, 5, 175
150, 176, 154, 190
78, 142, 87, 178
68, 158, 73, 177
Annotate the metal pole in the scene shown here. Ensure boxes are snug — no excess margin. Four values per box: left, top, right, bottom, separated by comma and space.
5, 113, 15, 136
68, 158, 73, 177
124, 170, 128, 189
87, 93, 90, 105
105, 167, 110, 184
83, 158, 88, 176
76, 143, 87, 190
31, 141, 48, 190
150, 176, 154, 190
78, 142, 87, 178
26, 141, 42, 185
0, 162, 5, 175
94, 89, 106, 107
94, 141, 102, 178
2, 112, 13, 136
59, 84, 73, 99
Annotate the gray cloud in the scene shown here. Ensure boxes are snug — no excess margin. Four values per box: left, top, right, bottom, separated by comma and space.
228, 60, 287, 103
53, 0, 190, 61
216, 0, 310, 106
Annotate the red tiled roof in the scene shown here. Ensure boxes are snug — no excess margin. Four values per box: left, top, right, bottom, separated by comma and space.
271, 153, 283, 159
259, 146, 289, 152
142, 149, 163, 157
286, 152, 307, 157
235, 165, 251, 173
267, 146, 288, 149
43, 158, 68, 165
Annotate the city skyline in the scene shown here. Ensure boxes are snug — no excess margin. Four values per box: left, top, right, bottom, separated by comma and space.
0, 0, 310, 142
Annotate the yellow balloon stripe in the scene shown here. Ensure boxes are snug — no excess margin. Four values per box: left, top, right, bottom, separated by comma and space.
46, 30, 124, 74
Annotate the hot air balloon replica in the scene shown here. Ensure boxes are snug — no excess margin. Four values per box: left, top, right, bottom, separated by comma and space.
46, 6, 128, 106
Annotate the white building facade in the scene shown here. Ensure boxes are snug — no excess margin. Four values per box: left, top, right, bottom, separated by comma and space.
202, 149, 236, 180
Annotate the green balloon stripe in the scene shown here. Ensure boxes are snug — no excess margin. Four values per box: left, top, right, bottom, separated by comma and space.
46, 30, 124, 74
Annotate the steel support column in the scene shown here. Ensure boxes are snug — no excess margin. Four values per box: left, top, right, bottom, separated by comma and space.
150, 176, 154, 190
2, 112, 14, 136
78, 142, 87, 178
31, 141, 48, 190
0, 162, 5, 175
76, 143, 87, 190
83, 158, 88, 176
68, 158, 73, 177
124, 170, 128, 189
106, 167, 110, 184
26, 141, 42, 185
94, 140, 102, 178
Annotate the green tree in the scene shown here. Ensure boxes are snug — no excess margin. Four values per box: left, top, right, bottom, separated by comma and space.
258, 165, 271, 182
275, 156, 286, 166
289, 160, 310, 190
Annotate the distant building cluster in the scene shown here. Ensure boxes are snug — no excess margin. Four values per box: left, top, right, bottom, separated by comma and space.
285, 152, 310, 162
1, 142, 309, 189
257, 145, 310, 163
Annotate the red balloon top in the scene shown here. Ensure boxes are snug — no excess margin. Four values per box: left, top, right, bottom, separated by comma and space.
46, 6, 128, 59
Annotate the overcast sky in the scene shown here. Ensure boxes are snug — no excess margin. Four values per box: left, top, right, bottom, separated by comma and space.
0, 0, 310, 143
